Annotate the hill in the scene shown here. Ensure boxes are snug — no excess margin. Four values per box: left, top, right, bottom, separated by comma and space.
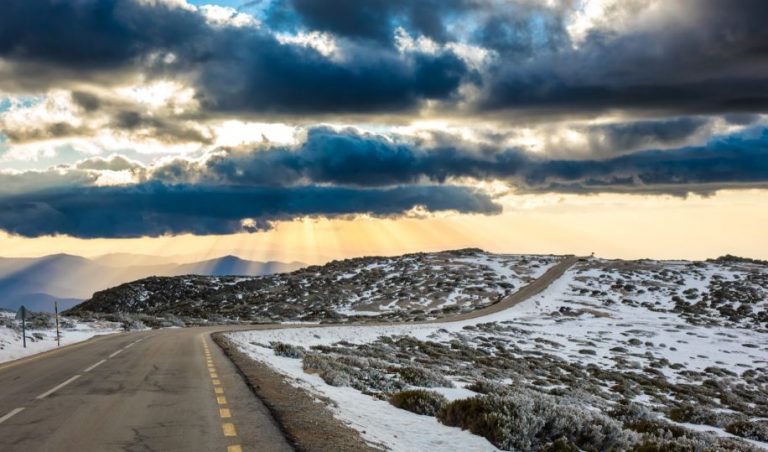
68, 249, 561, 322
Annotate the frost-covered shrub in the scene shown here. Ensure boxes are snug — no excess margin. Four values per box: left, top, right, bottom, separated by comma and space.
466, 379, 511, 395
303, 353, 352, 386
271, 342, 306, 358
666, 403, 740, 427
321, 369, 352, 387
437, 391, 636, 451
26, 312, 55, 329
389, 390, 448, 416
608, 402, 656, 424
302, 353, 402, 392
397, 366, 454, 388
726, 419, 768, 442
60, 318, 77, 329
122, 318, 148, 331
634, 433, 757, 452
625, 418, 758, 451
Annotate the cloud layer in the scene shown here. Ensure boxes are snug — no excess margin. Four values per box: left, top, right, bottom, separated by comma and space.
2, 0, 767, 115
1, 0, 767, 238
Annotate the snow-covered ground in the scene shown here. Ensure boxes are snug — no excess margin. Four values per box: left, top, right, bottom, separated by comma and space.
0, 312, 122, 364
227, 258, 768, 451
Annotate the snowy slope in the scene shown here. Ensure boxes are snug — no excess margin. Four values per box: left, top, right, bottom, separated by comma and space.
0, 312, 122, 364
227, 258, 768, 451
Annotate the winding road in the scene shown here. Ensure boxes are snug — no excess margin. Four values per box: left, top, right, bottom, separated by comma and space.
0, 256, 579, 451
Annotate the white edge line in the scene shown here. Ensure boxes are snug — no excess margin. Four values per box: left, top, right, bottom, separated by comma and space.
83, 359, 107, 373
0, 407, 24, 425
36, 375, 81, 400
109, 350, 122, 358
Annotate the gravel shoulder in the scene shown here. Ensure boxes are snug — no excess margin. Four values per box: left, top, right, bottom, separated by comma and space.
213, 332, 379, 452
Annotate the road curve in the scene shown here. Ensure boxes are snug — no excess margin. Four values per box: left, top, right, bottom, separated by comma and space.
0, 326, 292, 452
0, 255, 580, 451
434, 254, 580, 322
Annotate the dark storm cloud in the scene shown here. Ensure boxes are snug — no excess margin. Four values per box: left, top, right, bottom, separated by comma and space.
0, 0, 203, 67
152, 127, 768, 194
194, 38, 468, 114
0, 184, 501, 238
480, 0, 768, 115
268, 0, 468, 44
578, 117, 709, 156
1, 125, 766, 238
1, 0, 766, 116
0, 0, 468, 114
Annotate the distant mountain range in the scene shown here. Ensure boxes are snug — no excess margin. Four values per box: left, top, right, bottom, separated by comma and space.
0, 254, 305, 312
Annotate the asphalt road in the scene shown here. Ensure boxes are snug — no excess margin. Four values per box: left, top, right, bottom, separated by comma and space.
0, 326, 292, 452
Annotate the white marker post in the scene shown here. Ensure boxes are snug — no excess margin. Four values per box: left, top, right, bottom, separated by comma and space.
54, 301, 60, 347
21, 306, 26, 349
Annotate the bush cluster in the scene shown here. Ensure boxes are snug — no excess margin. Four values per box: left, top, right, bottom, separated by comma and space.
396, 366, 454, 388
437, 391, 636, 451
271, 342, 306, 358
726, 420, 768, 442
389, 390, 448, 416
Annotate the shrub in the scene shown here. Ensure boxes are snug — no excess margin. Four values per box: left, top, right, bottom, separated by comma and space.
303, 353, 352, 386
466, 379, 510, 395
397, 366, 454, 388
726, 420, 768, 442
389, 390, 448, 416
26, 312, 55, 329
271, 342, 306, 358
437, 392, 636, 451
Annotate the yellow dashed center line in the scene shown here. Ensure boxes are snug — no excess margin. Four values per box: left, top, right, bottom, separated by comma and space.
203, 338, 241, 452
222, 423, 237, 437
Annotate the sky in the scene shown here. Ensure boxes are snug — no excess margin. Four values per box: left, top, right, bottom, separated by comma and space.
0, 0, 767, 262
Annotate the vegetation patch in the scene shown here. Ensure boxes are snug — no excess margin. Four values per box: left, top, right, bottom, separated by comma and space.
389, 390, 448, 416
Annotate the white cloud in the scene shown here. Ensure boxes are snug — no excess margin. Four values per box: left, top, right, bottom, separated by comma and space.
276, 31, 340, 59
199, 4, 260, 28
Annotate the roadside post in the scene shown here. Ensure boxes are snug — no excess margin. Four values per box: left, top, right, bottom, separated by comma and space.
55, 301, 61, 347
21, 306, 26, 348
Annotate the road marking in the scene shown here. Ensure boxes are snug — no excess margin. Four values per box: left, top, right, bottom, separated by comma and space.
36, 375, 81, 399
202, 337, 241, 450
109, 350, 122, 358
0, 408, 25, 425
222, 423, 237, 437
83, 359, 107, 372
